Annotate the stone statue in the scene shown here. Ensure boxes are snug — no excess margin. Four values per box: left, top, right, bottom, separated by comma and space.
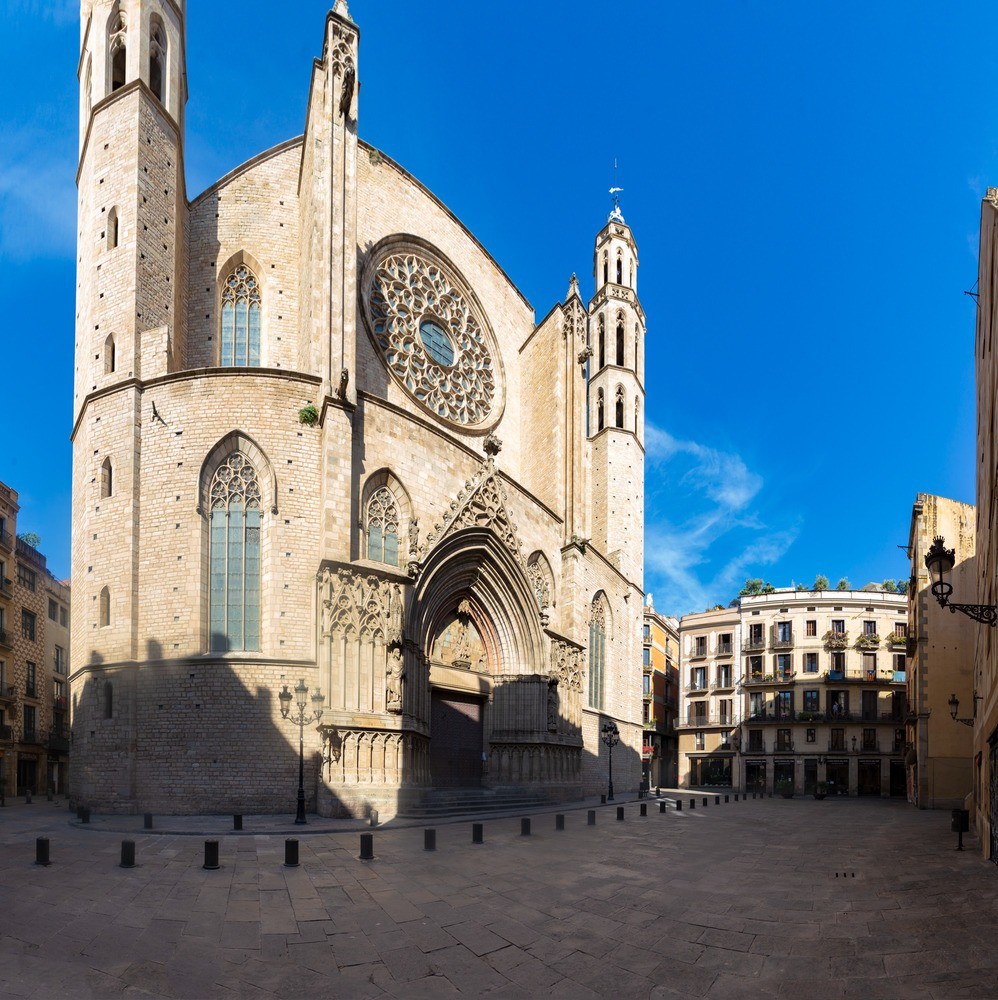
338, 367, 350, 399
321, 598, 333, 637
547, 677, 558, 733
387, 584, 403, 646
386, 647, 405, 713
408, 517, 419, 557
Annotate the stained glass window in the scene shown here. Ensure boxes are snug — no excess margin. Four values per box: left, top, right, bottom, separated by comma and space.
367, 487, 400, 566
220, 265, 261, 367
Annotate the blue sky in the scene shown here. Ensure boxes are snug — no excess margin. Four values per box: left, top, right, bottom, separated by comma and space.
0, 1, 986, 614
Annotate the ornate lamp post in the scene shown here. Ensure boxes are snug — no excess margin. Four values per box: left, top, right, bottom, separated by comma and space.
601, 721, 620, 801
279, 679, 325, 825
924, 536, 998, 626
947, 692, 982, 728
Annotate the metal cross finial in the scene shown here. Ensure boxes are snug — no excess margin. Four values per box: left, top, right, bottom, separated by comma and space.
609, 158, 624, 223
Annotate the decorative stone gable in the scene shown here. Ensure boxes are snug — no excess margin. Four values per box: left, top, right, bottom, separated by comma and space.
318, 567, 403, 642
423, 456, 525, 569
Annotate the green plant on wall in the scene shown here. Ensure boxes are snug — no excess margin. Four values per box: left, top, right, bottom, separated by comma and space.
298, 404, 319, 426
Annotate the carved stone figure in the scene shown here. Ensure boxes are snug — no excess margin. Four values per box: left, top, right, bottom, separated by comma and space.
338, 367, 350, 399
547, 677, 558, 732
408, 517, 419, 557
321, 598, 333, 637
387, 583, 403, 646
386, 647, 405, 713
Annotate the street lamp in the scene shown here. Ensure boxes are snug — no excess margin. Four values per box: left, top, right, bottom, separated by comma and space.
947, 692, 981, 728
924, 536, 998, 626
279, 678, 325, 824
601, 721, 620, 801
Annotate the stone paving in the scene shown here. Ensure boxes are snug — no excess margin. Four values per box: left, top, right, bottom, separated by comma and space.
1, 793, 997, 998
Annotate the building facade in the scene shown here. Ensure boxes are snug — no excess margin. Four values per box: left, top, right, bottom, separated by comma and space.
642, 598, 678, 789
0, 481, 71, 797
678, 589, 908, 796
905, 493, 975, 810
70, 1, 645, 817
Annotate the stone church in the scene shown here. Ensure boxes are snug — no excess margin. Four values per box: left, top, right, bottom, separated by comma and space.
70, 0, 646, 817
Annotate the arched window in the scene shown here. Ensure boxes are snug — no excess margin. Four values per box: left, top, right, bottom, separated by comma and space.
100, 457, 113, 498
208, 453, 261, 652
598, 315, 605, 370
596, 389, 604, 431
615, 316, 625, 366
99, 586, 110, 627
103, 680, 113, 719
616, 254, 623, 285
588, 596, 606, 710
220, 265, 262, 367
109, 11, 127, 93
366, 486, 400, 566
634, 324, 640, 374
602, 252, 608, 286
104, 332, 116, 374
149, 18, 166, 104
615, 386, 624, 428
634, 397, 640, 433
107, 207, 118, 250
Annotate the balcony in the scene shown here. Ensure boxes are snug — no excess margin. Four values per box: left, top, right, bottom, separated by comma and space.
775, 739, 795, 752
743, 671, 796, 687
53, 696, 67, 713
825, 670, 899, 685
676, 710, 735, 729
743, 634, 766, 651
684, 681, 709, 695
885, 632, 908, 650
48, 731, 70, 755
711, 674, 735, 692
0, 528, 12, 553
690, 644, 708, 660
823, 630, 849, 649
716, 641, 733, 657
0, 684, 15, 703
0, 628, 11, 650
770, 625, 794, 650
0, 577, 10, 600
0, 724, 11, 741
745, 711, 797, 724
746, 738, 767, 753
22, 728, 42, 745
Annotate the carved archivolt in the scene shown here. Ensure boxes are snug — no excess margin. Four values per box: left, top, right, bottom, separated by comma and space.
362, 241, 502, 428
424, 456, 523, 567
317, 568, 402, 642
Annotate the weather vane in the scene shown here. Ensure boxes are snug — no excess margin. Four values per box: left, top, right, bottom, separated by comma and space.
609, 157, 624, 222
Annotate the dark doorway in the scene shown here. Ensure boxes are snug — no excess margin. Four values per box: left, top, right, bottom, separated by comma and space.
745, 760, 766, 792
430, 690, 484, 788
858, 760, 881, 796
826, 759, 849, 795
804, 758, 818, 795
890, 760, 906, 797
17, 755, 37, 796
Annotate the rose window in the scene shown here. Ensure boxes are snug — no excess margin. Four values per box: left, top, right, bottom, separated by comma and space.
363, 245, 500, 427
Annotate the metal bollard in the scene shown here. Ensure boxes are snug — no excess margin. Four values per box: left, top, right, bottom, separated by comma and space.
659, 800, 667, 813
472, 823, 484, 844
724, 795, 729, 803
203, 840, 220, 871
144, 813, 153, 830
600, 794, 606, 805
120, 840, 135, 869
81, 807, 91, 824
715, 796, 721, 805
734, 794, 739, 802
359, 833, 374, 861
587, 809, 596, 825
638, 789, 644, 800
233, 815, 242, 831
703, 798, 709, 807
369, 810, 379, 828
556, 814, 565, 831
285, 839, 299, 867
676, 799, 682, 810
656, 787, 661, 797
25, 790, 32, 804
35, 837, 50, 867
76, 806, 83, 820
616, 806, 625, 821
424, 829, 436, 852
640, 803, 647, 817
690, 799, 695, 809
520, 818, 531, 837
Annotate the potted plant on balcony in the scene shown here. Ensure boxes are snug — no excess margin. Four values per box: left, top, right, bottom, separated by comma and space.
823, 630, 848, 649
814, 780, 827, 801
856, 633, 880, 649
776, 778, 794, 799
884, 631, 906, 648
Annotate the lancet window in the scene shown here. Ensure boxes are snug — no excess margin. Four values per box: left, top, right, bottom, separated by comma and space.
109, 11, 127, 93
615, 386, 625, 429
598, 315, 605, 370
596, 388, 604, 432
208, 453, 261, 652
366, 487, 400, 566
588, 596, 606, 710
220, 265, 262, 367
616, 314, 625, 366
150, 18, 166, 104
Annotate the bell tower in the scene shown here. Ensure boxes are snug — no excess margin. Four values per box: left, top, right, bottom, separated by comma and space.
587, 196, 645, 586
73, 0, 188, 668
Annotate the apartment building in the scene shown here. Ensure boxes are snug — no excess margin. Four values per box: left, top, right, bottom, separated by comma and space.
642, 598, 679, 788
0, 480, 71, 796
678, 588, 908, 795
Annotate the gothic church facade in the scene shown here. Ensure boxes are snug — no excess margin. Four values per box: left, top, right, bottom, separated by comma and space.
70, 0, 646, 817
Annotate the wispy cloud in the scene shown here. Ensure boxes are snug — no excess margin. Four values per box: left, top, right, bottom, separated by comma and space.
0, 127, 77, 261
644, 423, 799, 616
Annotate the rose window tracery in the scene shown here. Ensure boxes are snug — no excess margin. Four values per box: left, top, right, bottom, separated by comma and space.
363, 245, 501, 427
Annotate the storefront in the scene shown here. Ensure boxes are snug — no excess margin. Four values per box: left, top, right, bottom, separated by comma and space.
689, 755, 732, 787
745, 759, 766, 792
826, 758, 849, 795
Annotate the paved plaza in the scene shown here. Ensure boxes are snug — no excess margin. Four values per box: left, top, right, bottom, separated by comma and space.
1, 794, 996, 999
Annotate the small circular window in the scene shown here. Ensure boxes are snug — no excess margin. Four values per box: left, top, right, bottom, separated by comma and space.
418, 319, 455, 367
